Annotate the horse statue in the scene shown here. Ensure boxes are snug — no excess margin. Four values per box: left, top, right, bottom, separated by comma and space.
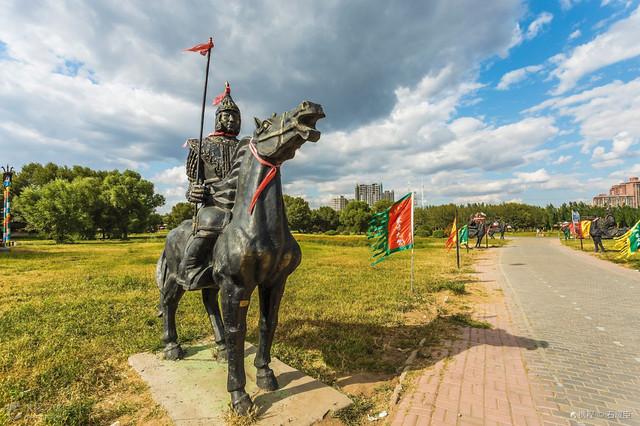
590, 210, 628, 239
156, 101, 325, 413
487, 220, 506, 239
467, 212, 487, 248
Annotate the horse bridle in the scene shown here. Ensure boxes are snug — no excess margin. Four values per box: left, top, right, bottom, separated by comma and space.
255, 111, 297, 145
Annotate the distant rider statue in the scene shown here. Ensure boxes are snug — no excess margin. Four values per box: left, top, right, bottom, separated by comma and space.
177, 82, 240, 289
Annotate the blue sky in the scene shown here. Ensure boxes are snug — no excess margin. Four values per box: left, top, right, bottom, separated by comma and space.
0, 0, 639, 211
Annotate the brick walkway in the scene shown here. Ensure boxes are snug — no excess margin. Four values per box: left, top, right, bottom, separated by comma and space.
391, 250, 566, 426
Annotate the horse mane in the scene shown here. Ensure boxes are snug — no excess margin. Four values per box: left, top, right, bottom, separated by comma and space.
209, 137, 251, 210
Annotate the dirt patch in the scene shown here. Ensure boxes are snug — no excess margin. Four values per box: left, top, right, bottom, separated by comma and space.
336, 373, 395, 398
93, 365, 171, 426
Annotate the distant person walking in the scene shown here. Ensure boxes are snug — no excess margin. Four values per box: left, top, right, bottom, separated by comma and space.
590, 218, 606, 252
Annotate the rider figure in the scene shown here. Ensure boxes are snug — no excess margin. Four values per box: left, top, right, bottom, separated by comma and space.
177, 82, 241, 290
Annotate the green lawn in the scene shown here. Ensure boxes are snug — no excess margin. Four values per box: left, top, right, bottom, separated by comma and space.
0, 234, 486, 425
560, 237, 640, 270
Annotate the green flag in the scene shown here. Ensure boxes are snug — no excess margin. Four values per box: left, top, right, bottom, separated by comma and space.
614, 219, 640, 258
458, 224, 468, 245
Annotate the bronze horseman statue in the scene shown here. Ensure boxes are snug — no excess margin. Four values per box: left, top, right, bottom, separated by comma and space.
156, 82, 325, 414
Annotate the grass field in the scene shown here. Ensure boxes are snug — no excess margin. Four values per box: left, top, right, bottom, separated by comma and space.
0, 234, 499, 425
560, 237, 640, 270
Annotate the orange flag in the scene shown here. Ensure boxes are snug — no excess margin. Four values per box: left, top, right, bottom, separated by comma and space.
445, 217, 457, 251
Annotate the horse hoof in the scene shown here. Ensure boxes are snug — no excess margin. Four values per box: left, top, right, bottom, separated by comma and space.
216, 347, 228, 362
256, 368, 279, 391
231, 391, 253, 415
163, 344, 184, 360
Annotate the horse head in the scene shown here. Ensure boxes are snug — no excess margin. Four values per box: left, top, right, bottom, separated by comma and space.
252, 101, 325, 163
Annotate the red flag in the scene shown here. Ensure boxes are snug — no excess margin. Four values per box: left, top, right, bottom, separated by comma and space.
388, 194, 414, 252
184, 38, 214, 56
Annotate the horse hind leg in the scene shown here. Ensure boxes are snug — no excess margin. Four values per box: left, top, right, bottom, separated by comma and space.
254, 281, 286, 391
158, 252, 186, 360
201, 287, 227, 361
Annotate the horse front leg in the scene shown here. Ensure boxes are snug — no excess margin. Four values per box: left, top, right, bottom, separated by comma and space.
201, 287, 227, 361
221, 277, 253, 414
254, 281, 285, 391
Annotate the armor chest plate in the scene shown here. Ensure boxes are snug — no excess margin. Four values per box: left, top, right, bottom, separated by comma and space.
200, 137, 238, 180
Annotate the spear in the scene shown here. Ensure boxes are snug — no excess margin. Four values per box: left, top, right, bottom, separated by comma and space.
184, 37, 214, 228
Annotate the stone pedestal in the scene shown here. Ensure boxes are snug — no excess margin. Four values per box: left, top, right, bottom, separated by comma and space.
129, 342, 351, 425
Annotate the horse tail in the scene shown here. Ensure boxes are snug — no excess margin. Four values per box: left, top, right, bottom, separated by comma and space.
156, 250, 168, 317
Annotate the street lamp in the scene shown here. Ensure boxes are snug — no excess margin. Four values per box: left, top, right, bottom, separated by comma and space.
2, 165, 15, 250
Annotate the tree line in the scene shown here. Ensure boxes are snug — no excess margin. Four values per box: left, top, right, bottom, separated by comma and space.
8, 163, 640, 241
164, 196, 640, 236
4, 163, 164, 242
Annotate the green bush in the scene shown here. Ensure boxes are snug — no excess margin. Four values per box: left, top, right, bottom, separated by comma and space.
432, 229, 445, 238
415, 226, 432, 237
324, 230, 338, 235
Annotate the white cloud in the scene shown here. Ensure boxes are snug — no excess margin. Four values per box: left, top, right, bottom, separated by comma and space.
526, 12, 554, 39
568, 29, 582, 40
152, 166, 188, 185
550, 5, 640, 94
496, 65, 544, 90
553, 155, 573, 164
560, 0, 581, 10
528, 78, 640, 153
591, 131, 637, 168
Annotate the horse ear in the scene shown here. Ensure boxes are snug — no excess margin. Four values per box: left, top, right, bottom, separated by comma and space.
254, 117, 262, 129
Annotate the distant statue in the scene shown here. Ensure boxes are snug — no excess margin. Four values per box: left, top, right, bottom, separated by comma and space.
156, 94, 325, 414
487, 220, 506, 240
590, 207, 628, 240
468, 212, 487, 248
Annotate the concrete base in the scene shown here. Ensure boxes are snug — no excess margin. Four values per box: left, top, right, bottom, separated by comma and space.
128, 342, 351, 425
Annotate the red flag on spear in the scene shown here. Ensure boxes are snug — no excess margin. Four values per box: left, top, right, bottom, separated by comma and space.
184, 39, 214, 56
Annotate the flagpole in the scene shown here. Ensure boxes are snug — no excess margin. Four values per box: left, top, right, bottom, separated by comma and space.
410, 192, 415, 293
455, 207, 460, 269
193, 37, 213, 229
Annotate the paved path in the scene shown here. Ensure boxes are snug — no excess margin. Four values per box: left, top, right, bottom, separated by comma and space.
392, 238, 640, 426
500, 238, 640, 425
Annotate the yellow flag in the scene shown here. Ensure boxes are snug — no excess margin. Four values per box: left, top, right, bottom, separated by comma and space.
580, 220, 591, 238
445, 217, 457, 250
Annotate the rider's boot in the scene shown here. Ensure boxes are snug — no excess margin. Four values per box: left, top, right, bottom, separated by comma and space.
177, 234, 216, 290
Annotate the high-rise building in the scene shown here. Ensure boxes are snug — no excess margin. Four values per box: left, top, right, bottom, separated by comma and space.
355, 183, 384, 206
330, 195, 350, 212
382, 190, 395, 202
593, 177, 640, 208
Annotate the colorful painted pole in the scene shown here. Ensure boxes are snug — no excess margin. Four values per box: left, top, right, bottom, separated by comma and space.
2, 165, 15, 249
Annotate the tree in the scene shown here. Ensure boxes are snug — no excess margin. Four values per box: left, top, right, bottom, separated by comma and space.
100, 170, 165, 239
283, 195, 312, 232
16, 178, 94, 243
339, 200, 371, 233
166, 202, 194, 229
310, 206, 339, 233
372, 199, 394, 213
